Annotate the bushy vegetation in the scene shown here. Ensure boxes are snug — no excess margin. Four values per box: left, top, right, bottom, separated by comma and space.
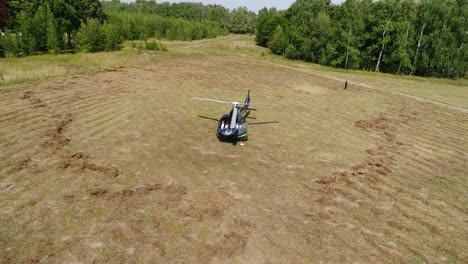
144, 40, 167, 52
101, 0, 256, 34
0, 0, 251, 57
75, 19, 118, 52
106, 12, 228, 42
257, 0, 467, 78
1, 0, 109, 56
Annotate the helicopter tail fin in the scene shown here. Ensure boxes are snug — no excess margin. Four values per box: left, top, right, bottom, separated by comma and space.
244, 89, 251, 106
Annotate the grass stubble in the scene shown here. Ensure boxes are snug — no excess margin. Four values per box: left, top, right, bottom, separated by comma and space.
0, 35, 467, 263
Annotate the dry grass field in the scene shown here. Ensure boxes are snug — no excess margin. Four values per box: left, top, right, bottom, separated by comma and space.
0, 35, 467, 263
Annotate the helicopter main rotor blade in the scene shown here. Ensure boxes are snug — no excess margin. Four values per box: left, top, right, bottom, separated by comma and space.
191, 97, 233, 105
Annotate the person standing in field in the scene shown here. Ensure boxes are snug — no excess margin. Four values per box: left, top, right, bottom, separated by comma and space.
344, 80, 349, 90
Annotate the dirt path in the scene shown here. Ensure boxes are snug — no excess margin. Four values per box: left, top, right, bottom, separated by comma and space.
248, 59, 468, 113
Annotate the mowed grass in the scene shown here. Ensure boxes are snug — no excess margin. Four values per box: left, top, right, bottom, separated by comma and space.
187, 34, 468, 109
2, 34, 466, 109
0, 35, 467, 263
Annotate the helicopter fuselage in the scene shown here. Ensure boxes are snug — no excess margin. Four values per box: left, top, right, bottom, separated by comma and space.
217, 103, 249, 141
192, 90, 252, 142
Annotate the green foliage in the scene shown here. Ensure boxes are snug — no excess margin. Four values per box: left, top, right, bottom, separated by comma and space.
7, 0, 121, 56
228, 7, 256, 34
107, 12, 228, 42
75, 19, 105, 52
256, 0, 467, 78
33, 5, 48, 52
268, 25, 288, 55
17, 11, 35, 55
144, 40, 167, 52
5, 0, 106, 50
46, 10, 60, 54
3, 0, 234, 57
103, 23, 121, 51
101, 0, 255, 35
256, 8, 285, 47
2, 33, 22, 57
145, 40, 159, 51
285, 44, 300, 59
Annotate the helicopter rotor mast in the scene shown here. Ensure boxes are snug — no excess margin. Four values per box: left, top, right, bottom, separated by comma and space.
192, 90, 255, 142
230, 103, 240, 129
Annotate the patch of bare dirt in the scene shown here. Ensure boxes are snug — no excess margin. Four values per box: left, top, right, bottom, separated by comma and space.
315, 112, 413, 215
14, 156, 31, 170
42, 113, 121, 177
88, 183, 169, 199
21, 91, 47, 108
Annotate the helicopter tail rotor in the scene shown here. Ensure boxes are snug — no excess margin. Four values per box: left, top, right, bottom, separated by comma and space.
244, 89, 251, 107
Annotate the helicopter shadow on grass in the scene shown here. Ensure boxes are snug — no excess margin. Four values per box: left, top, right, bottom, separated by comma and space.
197, 115, 279, 145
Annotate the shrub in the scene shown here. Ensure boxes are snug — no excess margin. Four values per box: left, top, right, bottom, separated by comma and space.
2, 33, 22, 57
75, 19, 105, 52
103, 23, 121, 51
145, 40, 160, 51
268, 25, 288, 55
107, 12, 228, 42
285, 44, 300, 60
46, 12, 61, 54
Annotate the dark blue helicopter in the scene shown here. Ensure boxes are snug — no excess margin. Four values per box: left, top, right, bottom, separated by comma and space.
192, 90, 255, 142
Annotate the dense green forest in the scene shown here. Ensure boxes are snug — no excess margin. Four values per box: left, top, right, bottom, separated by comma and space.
257, 0, 467, 78
101, 0, 256, 34
0, 0, 255, 56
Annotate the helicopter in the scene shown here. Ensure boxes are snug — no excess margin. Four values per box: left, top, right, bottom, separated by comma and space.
192, 90, 256, 142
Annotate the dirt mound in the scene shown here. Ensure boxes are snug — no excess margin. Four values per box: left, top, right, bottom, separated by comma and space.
20, 91, 33, 99
315, 112, 413, 212
14, 156, 31, 170
43, 113, 74, 149
88, 183, 163, 199
21, 91, 47, 108
43, 113, 121, 177
355, 114, 391, 130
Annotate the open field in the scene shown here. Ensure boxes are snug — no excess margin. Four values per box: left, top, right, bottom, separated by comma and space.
0, 35, 467, 263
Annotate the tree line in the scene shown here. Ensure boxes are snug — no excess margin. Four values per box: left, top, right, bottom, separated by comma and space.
0, 0, 255, 57
0, 0, 118, 56
101, 0, 256, 34
257, 0, 467, 78
106, 12, 228, 42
